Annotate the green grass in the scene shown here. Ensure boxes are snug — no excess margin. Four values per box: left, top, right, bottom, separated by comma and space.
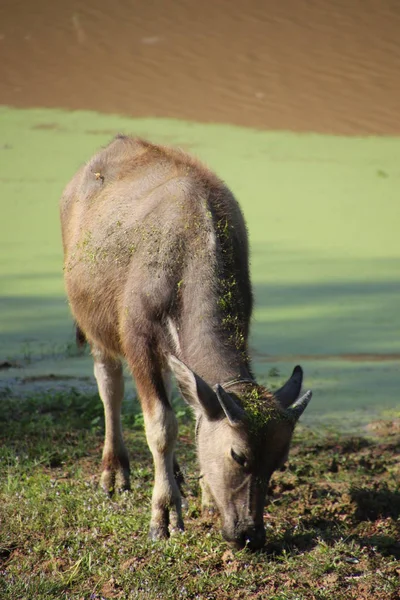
0, 105, 399, 421
0, 389, 399, 599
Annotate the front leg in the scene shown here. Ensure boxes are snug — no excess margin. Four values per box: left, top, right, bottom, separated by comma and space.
143, 403, 184, 539
127, 350, 184, 539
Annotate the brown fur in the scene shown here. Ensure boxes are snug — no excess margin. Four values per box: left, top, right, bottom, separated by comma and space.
60, 135, 310, 549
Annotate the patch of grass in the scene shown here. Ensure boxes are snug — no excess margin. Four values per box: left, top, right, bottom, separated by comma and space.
1, 390, 399, 599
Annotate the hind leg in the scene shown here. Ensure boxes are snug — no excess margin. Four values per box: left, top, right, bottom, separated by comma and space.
92, 346, 130, 494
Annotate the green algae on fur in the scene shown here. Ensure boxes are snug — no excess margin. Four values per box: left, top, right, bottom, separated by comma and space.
214, 214, 250, 357
217, 275, 248, 356
239, 385, 292, 433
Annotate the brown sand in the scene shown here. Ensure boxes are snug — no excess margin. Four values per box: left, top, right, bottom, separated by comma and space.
1, 0, 400, 134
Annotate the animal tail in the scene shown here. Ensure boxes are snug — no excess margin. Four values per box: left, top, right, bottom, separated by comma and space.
76, 324, 87, 348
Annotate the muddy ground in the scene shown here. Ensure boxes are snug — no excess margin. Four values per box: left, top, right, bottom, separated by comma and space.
1, 0, 400, 134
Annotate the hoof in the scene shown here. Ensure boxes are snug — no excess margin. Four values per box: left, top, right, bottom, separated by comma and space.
170, 524, 185, 537
169, 512, 185, 535
149, 525, 169, 541
101, 468, 131, 496
116, 470, 131, 493
100, 470, 116, 497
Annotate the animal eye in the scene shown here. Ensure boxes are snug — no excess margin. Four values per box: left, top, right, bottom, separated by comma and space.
231, 448, 247, 467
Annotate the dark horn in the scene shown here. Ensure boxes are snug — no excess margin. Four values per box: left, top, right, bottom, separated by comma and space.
286, 390, 312, 422
275, 365, 303, 408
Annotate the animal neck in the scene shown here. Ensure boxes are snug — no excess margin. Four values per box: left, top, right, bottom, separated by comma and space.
173, 237, 253, 387
178, 316, 253, 387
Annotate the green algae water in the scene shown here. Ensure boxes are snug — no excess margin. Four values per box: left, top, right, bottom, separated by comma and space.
0, 107, 399, 429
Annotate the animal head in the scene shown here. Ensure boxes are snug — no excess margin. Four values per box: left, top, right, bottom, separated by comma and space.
169, 356, 312, 550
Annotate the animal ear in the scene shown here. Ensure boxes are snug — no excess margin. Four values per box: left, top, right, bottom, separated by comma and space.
215, 385, 245, 427
169, 355, 222, 420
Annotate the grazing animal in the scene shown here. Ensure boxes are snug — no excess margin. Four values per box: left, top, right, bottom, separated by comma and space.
60, 135, 312, 550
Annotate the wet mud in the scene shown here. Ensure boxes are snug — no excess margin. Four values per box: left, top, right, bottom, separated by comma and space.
1, 0, 400, 134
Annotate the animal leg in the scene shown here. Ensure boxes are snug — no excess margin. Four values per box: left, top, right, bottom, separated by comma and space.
129, 358, 183, 539
163, 369, 185, 498
93, 348, 130, 494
